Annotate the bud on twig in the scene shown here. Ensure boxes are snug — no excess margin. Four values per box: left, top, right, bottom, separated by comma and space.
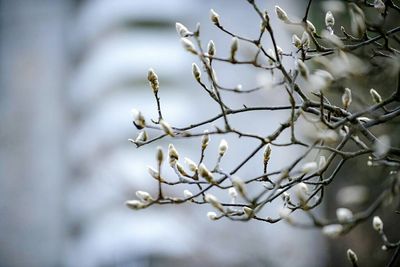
243, 207, 254, 218
232, 177, 246, 197
175, 22, 191, 37
160, 119, 175, 137
199, 163, 214, 183
296, 59, 309, 79
156, 146, 163, 165
125, 200, 145, 210
147, 165, 159, 179
181, 38, 197, 54
306, 20, 316, 34
322, 224, 343, 238
184, 157, 198, 173
131, 109, 146, 129
342, 88, 352, 109
370, 88, 382, 103
346, 249, 358, 266
201, 130, 210, 150
228, 187, 237, 198
218, 139, 228, 156
301, 162, 318, 174
292, 34, 302, 49
205, 193, 224, 212
275, 5, 289, 23
168, 144, 179, 166
263, 144, 271, 164
210, 9, 220, 25
325, 11, 335, 28
183, 189, 193, 198
336, 208, 353, 223
192, 63, 201, 82
176, 162, 189, 177
147, 68, 159, 93
134, 131, 148, 144
372, 216, 383, 232
207, 40, 216, 57
301, 32, 310, 49
136, 191, 154, 203
230, 37, 238, 61
319, 155, 326, 170
207, 211, 218, 220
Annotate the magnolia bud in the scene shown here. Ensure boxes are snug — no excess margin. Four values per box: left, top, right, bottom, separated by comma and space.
207, 40, 216, 57
201, 130, 210, 149
370, 88, 382, 103
134, 131, 148, 143
301, 162, 318, 174
263, 144, 272, 164
147, 68, 159, 93
322, 224, 343, 238
301, 31, 310, 49
183, 189, 193, 198
168, 144, 179, 166
184, 157, 198, 173
342, 88, 352, 109
136, 191, 154, 203
275, 5, 289, 23
232, 177, 246, 197
198, 163, 214, 183
347, 249, 358, 265
372, 216, 383, 232
175, 22, 191, 37
210, 9, 220, 25
296, 59, 309, 79
176, 162, 189, 177
218, 139, 228, 156
279, 207, 292, 220
181, 38, 197, 54
319, 156, 326, 170
205, 193, 224, 212
160, 119, 175, 137
230, 37, 238, 61
147, 165, 159, 179
125, 200, 145, 210
243, 207, 254, 218
336, 208, 353, 223
295, 182, 309, 201
156, 146, 163, 165
207, 211, 218, 220
292, 34, 302, 49
228, 187, 237, 198
325, 11, 335, 27
131, 109, 146, 129
306, 20, 316, 33
192, 63, 201, 81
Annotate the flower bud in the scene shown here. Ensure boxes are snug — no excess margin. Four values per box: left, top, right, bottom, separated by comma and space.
184, 157, 198, 173
199, 163, 214, 183
370, 88, 382, 103
296, 59, 309, 79
131, 109, 146, 129
134, 131, 148, 143
325, 11, 335, 27
147, 68, 159, 93
183, 189, 193, 198
279, 207, 292, 220
192, 63, 201, 82
347, 249, 358, 265
201, 130, 210, 150
205, 193, 224, 212
230, 37, 238, 61
207, 40, 216, 57
207, 211, 218, 220
147, 165, 159, 179
210, 9, 220, 25
263, 144, 272, 164
292, 34, 302, 49
125, 200, 145, 210
176, 162, 189, 177
156, 146, 163, 165
301, 31, 310, 49
319, 156, 326, 170
228, 187, 237, 198
175, 22, 191, 37
336, 208, 353, 223
301, 162, 318, 174
181, 38, 197, 54
160, 119, 175, 137
218, 139, 228, 156
306, 20, 316, 33
322, 224, 343, 238
135, 190, 154, 203
295, 182, 309, 201
232, 177, 246, 197
243, 207, 254, 218
168, 144, 179, 166
372, 216, 383, 232
275, 5, 289, 23
341, 88, 352, 109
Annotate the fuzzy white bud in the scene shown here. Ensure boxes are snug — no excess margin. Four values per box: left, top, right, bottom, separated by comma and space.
370, 88, 382, 103
147, 165, 159, 179
134, 131, 148, 143
347, 249, 358, 265
306, 20, 316, 33
279, 207, 292, 220
372, 216, 383, 232
176, 162, 189, 177
263, 144, 272, 164
230, 37, 239, 61
336, 208, 353, 223
156, 146, 163, 165
201, 130, 210, 149
342, 88, 352, 109
131, 109, 146, 129
147, 68, 159, 93
301, 31, 310, 49
243, 207, 254, 218
228, 187, 237, 198
292, 34, 302, 49
210, 9, 220, 25
168, 144, 179, 166
207, 40, 216, 57
325, 11, 335, 27
175, 22, 191, 37
183, 189, 193, 198
192, 63, 201, 81
275, 5, 289, 23
319, 156, 327, 170
135, 191, 153, 203
301, 162, 318, 174
295, 182, 309, 201
160, 119, 175, 137
184, 157, 198, 173
218, 139, 228, 156
296, 59, 309, 79
322, 224, 343, 238
232, 177, 246, 197
205, 193, 224, 212
207, 211, 218, 220
125, 200, 145, 210
181, 38, 197, 54
199, 163, 214, 183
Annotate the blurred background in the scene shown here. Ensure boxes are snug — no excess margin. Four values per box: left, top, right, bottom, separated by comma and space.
0, 0, 398, 267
